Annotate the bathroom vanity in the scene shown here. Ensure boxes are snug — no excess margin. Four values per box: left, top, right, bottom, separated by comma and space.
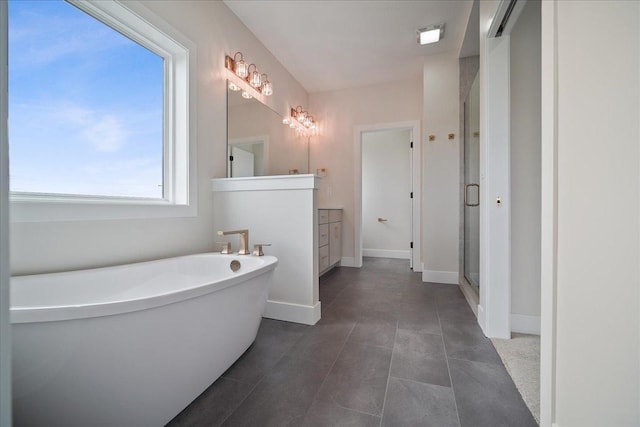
318, 208, 342, 275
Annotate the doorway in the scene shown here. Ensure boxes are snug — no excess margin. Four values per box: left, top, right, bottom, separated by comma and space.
361, 129, 412, 265
228, 136, 268, 177
354, 121, 421, 271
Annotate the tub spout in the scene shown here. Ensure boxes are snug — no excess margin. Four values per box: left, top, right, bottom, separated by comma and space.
217, 229, 250, 255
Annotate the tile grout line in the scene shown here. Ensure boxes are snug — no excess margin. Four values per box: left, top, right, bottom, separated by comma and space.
387, 374, 456, 389
377, 319, 399, 427
218, 326, 308, 426
436, 295, 463, 427
297, 320, 357, 423
217, 377, 261, 426
331, 402, 383, 419
321, 274, 356, 310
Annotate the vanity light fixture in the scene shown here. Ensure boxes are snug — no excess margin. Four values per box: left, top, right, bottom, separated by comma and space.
284, 105, 319, 136
232, 52, 248, 77
261, 74, 273, 96
292, 106, 317, 130
225, 52, 273, 96
418, 23, 445, 45
247, 64, 262, 88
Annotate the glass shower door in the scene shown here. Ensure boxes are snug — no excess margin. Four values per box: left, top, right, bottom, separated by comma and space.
464, 72, 480, 293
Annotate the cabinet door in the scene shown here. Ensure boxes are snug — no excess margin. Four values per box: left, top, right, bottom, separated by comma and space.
319, 210, 329, 225
319, 223, 329, 247
329, 209, 342, 223
319, 245, 330, 272
329, 222, 342, 266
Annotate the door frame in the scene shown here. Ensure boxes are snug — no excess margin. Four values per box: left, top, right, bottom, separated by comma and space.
0, 1, 12, 424
354, 120, 421, 270
477, 1, 513, 340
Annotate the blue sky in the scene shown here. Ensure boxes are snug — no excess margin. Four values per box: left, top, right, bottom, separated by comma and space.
8, 0, 163, 198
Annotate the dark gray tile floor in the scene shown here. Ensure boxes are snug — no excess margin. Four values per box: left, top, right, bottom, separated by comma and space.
167, 258, 537, 427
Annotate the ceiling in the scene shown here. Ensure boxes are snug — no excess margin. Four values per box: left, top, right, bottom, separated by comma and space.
224, 0, 474, 94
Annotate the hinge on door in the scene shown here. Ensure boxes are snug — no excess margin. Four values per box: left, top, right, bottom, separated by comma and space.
410, 141, 413, 148
410, 192, 413, 199
410, 242, 413, 249
229, 155, 234, 161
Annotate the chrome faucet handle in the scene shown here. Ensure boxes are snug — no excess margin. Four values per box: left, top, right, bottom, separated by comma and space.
218, 241, 232, 254
252, 243, 271, 257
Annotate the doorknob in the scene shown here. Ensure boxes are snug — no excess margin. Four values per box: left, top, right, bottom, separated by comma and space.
464, 184, 480, 207
377, 217, 388, 222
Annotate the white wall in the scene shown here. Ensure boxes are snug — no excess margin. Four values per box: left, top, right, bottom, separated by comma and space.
212, 175, 320, 325
308, 78, 423, 264
542, 1, 640, 425
479, 0, 511, 338
228, 96, 308, 175
510, 0, 541, 333
423, 53, 460, 283
10, 0, 309, 275
362, 129, 412, 258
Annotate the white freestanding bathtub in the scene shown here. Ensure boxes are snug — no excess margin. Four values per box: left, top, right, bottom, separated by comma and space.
10, 253, 277, 427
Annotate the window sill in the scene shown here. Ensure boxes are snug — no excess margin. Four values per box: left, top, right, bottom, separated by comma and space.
10, 193, 197, 222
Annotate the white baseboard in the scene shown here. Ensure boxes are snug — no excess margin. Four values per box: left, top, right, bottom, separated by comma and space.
340, 257, 356, 267
362, 249, 410, 259
263, 300, 321, 325
422, 269, 458, 284
511, 314, 541, 335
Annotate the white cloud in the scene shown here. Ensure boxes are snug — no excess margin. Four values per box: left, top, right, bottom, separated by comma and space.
54, 104, 127, 152
9, 4, 128, 69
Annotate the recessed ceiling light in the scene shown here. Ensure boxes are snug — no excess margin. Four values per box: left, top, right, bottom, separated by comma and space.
418, 24, 445, 45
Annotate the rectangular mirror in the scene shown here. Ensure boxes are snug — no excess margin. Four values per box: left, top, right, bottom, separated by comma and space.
227, 82, 309, 177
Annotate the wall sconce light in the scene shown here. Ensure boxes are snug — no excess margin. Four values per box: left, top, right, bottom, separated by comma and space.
261, 74, 273, 96
283, 105, 319, 136
247, 64, 261, 88
232, 52, 248, 77
225, 52, 273, 96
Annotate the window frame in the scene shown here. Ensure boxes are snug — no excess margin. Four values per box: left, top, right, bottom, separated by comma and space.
8, 0, 197, 222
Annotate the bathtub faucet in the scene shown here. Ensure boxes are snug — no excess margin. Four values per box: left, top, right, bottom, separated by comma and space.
217, 229, 250, 255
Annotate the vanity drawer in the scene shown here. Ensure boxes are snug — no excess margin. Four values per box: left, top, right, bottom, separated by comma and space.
319, 244, 330, 272
328, 209, 342, 223
319, 209, 329, 225
319, 223, 329, 247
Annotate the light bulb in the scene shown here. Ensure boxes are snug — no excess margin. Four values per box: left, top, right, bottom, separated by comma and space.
282, 117, 290, 125
235, 60, 248, 78
262, 81, 273, 96
250, 70, 261, 88
297, 110, 306, 123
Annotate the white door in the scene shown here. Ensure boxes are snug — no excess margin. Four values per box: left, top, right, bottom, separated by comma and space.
230, 146, 254, 177
362, 129, 412, 261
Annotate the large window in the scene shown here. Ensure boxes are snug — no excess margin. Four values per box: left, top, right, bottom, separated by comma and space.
9, 0, 163, 199
7, 0, 195, 221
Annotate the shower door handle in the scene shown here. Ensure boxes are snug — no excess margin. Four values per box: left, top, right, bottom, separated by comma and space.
465, 184, 480, 207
